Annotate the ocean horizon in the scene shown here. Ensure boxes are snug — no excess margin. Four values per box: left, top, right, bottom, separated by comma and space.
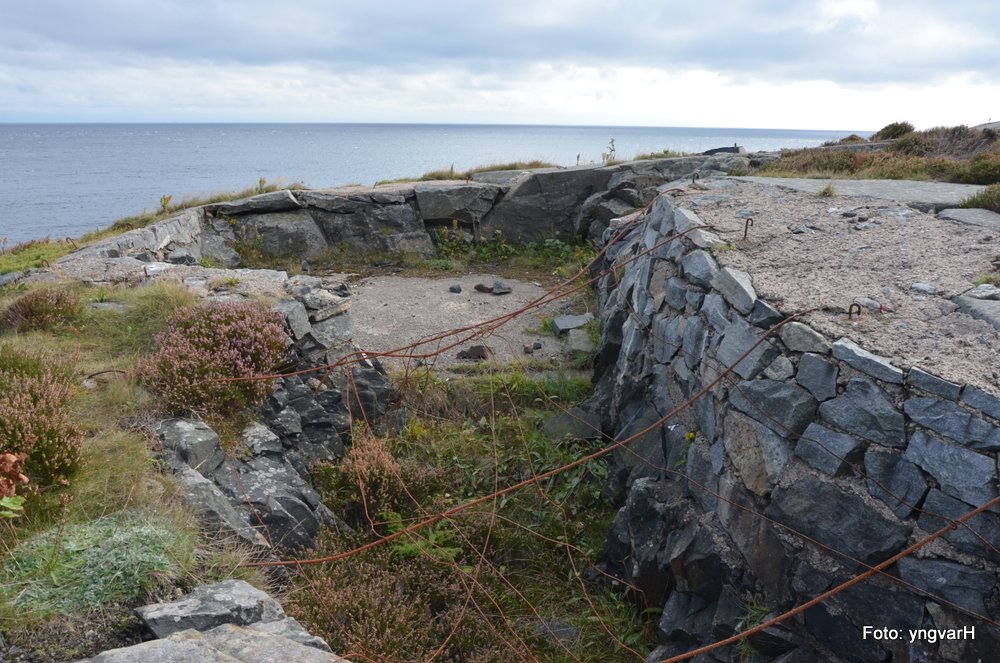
0, 123, 867, 245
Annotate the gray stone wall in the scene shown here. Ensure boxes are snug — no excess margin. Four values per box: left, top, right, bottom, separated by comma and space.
587, 195, 1000, 662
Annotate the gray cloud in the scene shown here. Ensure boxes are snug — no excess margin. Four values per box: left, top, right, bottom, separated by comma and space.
0, 1, 998, 123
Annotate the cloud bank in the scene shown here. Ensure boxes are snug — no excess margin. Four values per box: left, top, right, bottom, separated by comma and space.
1, 1, 997, 128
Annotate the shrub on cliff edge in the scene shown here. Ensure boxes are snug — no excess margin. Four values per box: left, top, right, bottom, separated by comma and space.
139, 301, 288, 416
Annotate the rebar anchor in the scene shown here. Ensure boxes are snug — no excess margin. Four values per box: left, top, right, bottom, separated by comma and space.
743, 217, 754, 240
848, 303, 862, 320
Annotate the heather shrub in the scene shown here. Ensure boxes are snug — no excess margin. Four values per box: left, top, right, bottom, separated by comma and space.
139, 301, 288, 415
288, 539, 517, 663
1, 286, 82, 333
0, 345, 82, 489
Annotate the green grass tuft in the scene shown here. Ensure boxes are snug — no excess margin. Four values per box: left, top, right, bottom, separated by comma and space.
959, 183, 1000, 213
0, 511, 192, 616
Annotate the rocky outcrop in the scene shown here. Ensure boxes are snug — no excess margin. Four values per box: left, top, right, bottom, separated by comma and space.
587, 194, 1000, 662
34, 155, 739, 287
79, 580, 345, 662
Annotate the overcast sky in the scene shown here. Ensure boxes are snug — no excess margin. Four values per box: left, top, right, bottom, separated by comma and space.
1, 0, 997, 129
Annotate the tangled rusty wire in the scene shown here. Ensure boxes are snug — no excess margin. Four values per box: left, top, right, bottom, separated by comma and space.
210, 193, 999, 662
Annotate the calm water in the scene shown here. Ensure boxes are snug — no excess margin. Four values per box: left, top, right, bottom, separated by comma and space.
0, 123, 862, 245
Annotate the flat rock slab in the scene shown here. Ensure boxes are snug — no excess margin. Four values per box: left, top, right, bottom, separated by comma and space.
735, 176, 986, 211
82, 624, 348, 662
937, 207, 1000, 230
136, 580, 285, 639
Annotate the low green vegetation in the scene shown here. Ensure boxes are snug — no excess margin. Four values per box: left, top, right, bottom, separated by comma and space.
960, 182, 1000, 213
817, 183, 836, 197
0, 282, 268, 661
290, 366, 656, 662
375, 160, 558, 185
633, 148, 690, 160
0, 178, 301, 276
1, 512, 192, 616
757, 122, 1000, 185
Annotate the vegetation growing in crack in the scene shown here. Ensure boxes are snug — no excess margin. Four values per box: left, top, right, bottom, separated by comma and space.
290, 366, 658, 662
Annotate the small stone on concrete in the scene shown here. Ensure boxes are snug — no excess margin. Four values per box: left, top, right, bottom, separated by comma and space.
492, 281, 512, 295
911, 283, 939, 295
448, 283, 462, 293
457, 345, 492, 361
552, 312, 594, 335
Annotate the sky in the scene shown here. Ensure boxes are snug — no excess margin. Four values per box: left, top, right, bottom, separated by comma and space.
1, 0, 997, 130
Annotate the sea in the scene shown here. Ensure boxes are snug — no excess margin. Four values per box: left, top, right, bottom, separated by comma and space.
0, 123, 865, 245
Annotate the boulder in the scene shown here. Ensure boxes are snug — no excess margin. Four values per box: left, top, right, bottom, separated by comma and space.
710, 267, 756, 314
414, 181, 500, 223
907, 367, 962, 400
897, 557, 996, 615
482, 166, 595, 242
205, 190, 303, 216
679, 250, 719, 288
918, 489, 1000, 561
832, 338, 904, 384
300, 192, 434, 256
723, 410, 790, 496
778, 322, 830, 354
212, 456, 332, 551
794, 422, 864, 477
715, 316, 780, 380
136, 580, 285, 638
173, 468, 269, 549
961, 385, 1000, 420
156, 419, 226, 477
83, 623, 344, 662
795, 353, 838, 402
233, 210, 329, 258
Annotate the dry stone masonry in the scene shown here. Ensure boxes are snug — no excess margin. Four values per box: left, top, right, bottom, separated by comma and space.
586, 192, 1000, 662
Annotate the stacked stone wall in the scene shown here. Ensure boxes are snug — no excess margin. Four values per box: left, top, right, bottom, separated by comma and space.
589, 195, 1000, 662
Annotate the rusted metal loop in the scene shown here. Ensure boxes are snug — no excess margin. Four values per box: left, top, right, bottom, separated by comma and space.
691, 172, 701, 183
743, 217, 754, 241
848, 303, 862, 320
65, 237, 78, 249
39, 258, 50, 267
